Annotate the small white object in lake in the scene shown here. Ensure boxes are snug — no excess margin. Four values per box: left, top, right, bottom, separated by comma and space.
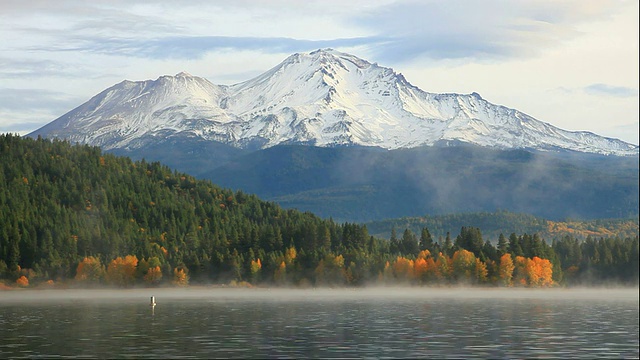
150, 296, 156, 307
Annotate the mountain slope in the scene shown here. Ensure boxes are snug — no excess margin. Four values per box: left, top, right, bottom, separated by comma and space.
0, 134, 370, 283
29, 49, 638, 156
203, 144, 639, 222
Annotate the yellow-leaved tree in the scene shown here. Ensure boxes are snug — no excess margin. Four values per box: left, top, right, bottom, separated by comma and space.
314, 254, 346, 286
526, 257, 554, 287
144, 266, 163, 285
452, 249, 476, 283
498, 253, 515, 287
106, 255, 138, 287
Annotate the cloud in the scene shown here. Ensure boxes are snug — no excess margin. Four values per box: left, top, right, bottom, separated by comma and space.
350, 0, 623, 63
40, 35, 385, 60
584, 83, 639, 98
0, 88, 80, 112
0, 88, 81, 135
0, 121, 48, 135
0, 57, 89, 79
7, 0, 625, 66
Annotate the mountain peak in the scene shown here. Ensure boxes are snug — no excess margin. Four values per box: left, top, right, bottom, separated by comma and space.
28, 50, 638, 156
279, 49, 375, 73
305, 48, 373, 70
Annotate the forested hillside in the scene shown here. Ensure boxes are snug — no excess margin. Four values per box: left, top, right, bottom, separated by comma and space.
0, 135, 637, 288
366, 211, 639, 242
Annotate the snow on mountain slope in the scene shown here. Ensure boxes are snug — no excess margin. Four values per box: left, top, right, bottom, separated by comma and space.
31, 72, 238, 148
29, 49, 639, 156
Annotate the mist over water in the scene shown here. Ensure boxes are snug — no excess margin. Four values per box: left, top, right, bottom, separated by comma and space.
1, 286, 638, 304
1, 287, 638, 358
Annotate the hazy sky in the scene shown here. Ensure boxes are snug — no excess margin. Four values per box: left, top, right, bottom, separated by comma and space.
1, 0, 638, 144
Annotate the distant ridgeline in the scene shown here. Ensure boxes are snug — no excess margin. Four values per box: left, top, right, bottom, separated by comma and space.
0, 134, 638, 289
365, 212, 639, 242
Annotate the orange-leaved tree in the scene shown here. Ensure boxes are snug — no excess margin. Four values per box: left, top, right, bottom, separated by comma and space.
513, 255, 554, 287
106, 255, 138, 287
392, 256, 415, 282
414, 257, 429, 283
143, 266, 163, 285
15, 275, 29, 287
75, 256, 105, 284
172, 267, 189, 286
526, 257, 554, 287
414, 250, 433, 283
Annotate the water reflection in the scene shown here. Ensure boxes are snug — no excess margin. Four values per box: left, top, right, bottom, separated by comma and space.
0, 288, 638, 358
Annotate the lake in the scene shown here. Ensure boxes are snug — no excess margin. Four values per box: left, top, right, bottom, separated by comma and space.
0, 287, 638, 359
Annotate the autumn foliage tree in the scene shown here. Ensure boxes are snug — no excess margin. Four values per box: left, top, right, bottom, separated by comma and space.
1, 135, 636, 288
392, 256, 415, 281
143, 266, 163, 285
452, 249, 477, 283
249, 258, 262, 284
498, 253, 515, 286
512, 255, 554, 287
525, 257, 554, 287
413, 257, 429, 282
172, 267, 189, 286
106, 255, 138, 287
315, 254, 346, 286
435, 253, 452, 282
138, 257, 163, 286
413, 250, 439, 284
75, 256, 105, 283
15, 275, 29, 287
474, 258, 488, 283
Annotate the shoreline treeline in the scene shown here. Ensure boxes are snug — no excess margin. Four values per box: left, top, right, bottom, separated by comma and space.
1, 134, 638, 288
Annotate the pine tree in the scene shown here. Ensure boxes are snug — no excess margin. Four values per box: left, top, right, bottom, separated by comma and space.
497, 233, 508, 254
443, 232, 453, 256
419, 227, 434, 252
389, 227, 400, 254
401, 228, 419, 256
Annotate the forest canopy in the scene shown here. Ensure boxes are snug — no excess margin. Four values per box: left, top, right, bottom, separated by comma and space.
0, 134, 637, 288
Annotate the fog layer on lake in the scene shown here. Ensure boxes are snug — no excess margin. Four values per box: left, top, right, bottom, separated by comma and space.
1, 286, 637, 304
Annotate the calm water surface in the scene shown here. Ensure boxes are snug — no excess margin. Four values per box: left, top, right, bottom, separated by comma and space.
0, 288, 638, 359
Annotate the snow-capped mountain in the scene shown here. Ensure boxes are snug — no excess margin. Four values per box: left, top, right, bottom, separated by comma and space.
30, 49, 638, 156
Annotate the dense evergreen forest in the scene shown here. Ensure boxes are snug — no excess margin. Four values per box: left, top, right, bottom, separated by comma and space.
1, 134, 637, 288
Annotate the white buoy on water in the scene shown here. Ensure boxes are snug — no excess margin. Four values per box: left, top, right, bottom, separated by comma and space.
150, 296, 156, 307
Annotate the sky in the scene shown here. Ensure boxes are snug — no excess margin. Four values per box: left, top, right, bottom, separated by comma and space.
1, 0, 638, 145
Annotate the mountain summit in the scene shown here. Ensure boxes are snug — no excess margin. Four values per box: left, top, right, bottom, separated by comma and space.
30, 49, 638, 156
